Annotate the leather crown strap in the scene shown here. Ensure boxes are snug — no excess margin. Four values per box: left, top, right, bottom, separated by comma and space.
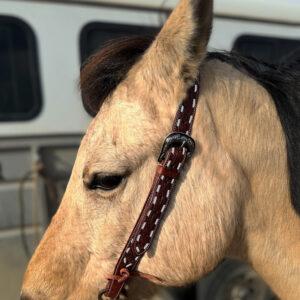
101, 79, 200, 299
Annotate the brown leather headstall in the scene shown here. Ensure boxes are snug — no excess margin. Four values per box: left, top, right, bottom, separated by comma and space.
100, 79, 200, 299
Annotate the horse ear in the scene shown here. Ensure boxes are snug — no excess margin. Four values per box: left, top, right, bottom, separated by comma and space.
139, 0, 213, 87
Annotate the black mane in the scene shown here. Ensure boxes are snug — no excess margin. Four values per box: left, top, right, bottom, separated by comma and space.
208, 51, 300, 214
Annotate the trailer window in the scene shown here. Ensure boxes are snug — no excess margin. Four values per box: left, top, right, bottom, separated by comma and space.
0, 16, 42, 122
80, 22, 159, 62
233, 35, 300, 64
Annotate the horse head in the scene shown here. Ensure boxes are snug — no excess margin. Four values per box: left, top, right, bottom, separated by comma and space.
21, 0, 300, 299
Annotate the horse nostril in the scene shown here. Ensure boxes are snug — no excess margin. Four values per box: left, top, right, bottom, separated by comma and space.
20, 291, 34, 300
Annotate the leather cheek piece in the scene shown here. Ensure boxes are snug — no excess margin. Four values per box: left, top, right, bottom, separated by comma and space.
103, 80, 200, 299
157, 164, 180, 178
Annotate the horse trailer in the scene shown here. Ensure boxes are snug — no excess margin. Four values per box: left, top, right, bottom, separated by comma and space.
0, 0, 299, 299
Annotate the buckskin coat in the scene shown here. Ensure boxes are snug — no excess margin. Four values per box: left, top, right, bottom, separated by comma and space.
21, 0, 300, 299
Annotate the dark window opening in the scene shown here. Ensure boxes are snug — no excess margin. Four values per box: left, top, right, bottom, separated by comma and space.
0, 16, 42, 122
233, 35, 300, 65
80, 22, 159, 62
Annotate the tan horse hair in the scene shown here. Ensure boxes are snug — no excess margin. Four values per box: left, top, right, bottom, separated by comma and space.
21, 0, 300, 299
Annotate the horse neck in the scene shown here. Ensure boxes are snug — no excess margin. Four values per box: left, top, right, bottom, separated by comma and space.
201, 59, 300, 299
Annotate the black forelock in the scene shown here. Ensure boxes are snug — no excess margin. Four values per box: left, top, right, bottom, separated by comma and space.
80, 36, 154, 117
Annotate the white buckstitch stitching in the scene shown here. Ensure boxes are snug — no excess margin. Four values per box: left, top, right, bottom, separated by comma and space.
192, 98, 196, 108
136, 235, 141, 242
194, 84, 198, 92
119, 88, 197, 274
147, 210, 152, 217
177, 119, 181, 127
156, 185, 161, 193
161, 175, 165, 181
180, 105, 184, 113
153, 196, 158, 205
123, 257, 127, 264
136, 246, 140, 253
167, 160, 172, 168
161, 205, 167, 213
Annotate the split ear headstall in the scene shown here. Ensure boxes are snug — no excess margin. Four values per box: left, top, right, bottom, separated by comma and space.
100, 79, 200, 299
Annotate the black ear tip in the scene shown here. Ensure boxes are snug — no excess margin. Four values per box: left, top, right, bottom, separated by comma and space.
194, 0, 213, 24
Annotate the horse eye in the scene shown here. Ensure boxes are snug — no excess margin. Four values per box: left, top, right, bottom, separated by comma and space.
88, 174, 123, 191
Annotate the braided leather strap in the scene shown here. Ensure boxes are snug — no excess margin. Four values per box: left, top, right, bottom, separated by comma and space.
102, 80, 200, 299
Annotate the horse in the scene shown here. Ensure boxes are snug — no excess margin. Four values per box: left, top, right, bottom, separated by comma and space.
21, 0, 300, 299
